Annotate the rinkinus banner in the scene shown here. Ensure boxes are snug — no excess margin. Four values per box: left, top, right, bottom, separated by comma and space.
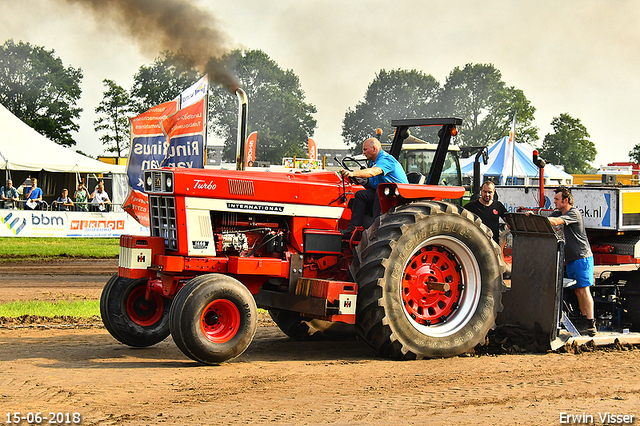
125, 75, 209, 192
126, 100, 178, 191
160, 97, 206, 169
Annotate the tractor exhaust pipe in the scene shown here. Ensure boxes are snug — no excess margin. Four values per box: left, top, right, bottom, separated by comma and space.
235, 88, 248, 171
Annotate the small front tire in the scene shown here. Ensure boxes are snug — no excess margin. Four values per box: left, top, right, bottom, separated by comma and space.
169, 274, 258, 364
100, 274, 171, 347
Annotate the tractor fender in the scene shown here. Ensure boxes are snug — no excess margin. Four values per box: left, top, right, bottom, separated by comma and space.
377, 183, 465, 215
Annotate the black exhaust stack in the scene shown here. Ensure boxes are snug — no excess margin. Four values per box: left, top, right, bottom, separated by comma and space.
235, 88, 248, 170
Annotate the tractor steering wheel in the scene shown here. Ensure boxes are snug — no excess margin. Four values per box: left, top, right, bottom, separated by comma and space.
339, 156, 368, 171
338, 156, 369, 186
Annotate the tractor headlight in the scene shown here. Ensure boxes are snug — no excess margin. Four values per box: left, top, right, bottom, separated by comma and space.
146, 175, 152, 189
382, 187, 399, 197
166, 177, 172, 188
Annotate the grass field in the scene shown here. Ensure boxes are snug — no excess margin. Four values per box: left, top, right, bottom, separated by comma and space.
0, 300, 100, 318
0, 237, 115, 317
0, 237, 119, 260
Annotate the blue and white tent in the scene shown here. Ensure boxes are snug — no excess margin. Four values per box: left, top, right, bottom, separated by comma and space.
460, 136, 573, 185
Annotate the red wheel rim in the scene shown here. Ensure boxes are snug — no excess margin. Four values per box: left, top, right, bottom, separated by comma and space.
502, 241, 512, 267
126, 286, 163, 327
401, 245, 462, 326
200, 299, 241, 343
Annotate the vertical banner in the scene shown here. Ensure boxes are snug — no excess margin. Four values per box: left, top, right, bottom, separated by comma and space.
160, 98, 206, 169
503, 112, 517, 185
126, 100, 178, 191
245, 131, 257, 167
308, 137, 317, 161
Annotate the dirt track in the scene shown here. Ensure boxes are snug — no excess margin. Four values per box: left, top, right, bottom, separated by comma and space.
1, 260, 640, 425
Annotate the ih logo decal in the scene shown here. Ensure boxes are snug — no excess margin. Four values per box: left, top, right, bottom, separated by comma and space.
339, 294, 357, 315
137, 253, 146, 263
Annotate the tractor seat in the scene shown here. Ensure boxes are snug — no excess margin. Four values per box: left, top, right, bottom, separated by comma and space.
406, 172, 426, 185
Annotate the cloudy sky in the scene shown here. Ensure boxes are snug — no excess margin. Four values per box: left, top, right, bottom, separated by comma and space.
1, 0, 638, 168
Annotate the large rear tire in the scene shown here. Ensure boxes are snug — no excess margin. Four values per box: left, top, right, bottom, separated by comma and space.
351, 201, 505, 359
268, 308, 356, 341
100, 274, 171, 347
169, 274, 257, 364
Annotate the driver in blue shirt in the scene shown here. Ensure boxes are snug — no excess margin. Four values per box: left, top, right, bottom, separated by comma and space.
340, 138, 408, 236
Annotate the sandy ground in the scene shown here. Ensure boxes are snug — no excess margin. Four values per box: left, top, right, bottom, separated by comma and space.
1, 260, 640, 426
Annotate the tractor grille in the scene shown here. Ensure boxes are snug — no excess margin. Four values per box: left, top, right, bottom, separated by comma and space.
148, 195, 178, 251
228, 179, 255, 196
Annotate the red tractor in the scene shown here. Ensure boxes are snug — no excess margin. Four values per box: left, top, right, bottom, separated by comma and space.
101, 96, 505, 364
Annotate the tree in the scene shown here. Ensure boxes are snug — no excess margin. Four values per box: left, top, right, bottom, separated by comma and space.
94, 79, 132, 157
208, 49, 317, 164
0, 39, 82, 147
341, 69, 440, 151
438, 63, 537, 147
629, 144, 640, 163
130, 51, 201, 114
539, 113, 596, 174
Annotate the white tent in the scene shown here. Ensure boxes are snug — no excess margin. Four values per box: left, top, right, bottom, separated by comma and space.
460, 136, 573, 186
0, 103, 124, 174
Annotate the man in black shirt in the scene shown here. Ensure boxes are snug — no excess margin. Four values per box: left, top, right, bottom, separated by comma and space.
463, 181, 507, 245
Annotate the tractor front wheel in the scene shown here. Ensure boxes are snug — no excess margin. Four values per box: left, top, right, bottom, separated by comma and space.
169, 274, 257, 364
100, 274, 171, 347
352, 201, 505, 359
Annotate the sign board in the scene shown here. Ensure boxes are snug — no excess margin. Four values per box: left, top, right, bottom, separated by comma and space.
497, 186, 619, 230
0, 209, 149, 238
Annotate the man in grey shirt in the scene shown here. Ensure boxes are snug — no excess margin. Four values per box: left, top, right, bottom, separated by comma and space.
1, 179, 19, 209
548, 187, 596, 336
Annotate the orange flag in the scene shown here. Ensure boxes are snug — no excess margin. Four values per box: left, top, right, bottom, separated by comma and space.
245, 131, 257, 167
308, 137, 317, 161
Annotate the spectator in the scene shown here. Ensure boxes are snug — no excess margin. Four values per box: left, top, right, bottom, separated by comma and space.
1, 179, 19, 209
91, 179, 111, 212
52, 188, 74, 211
74, 183, 88, 212
24, 177, 43, 210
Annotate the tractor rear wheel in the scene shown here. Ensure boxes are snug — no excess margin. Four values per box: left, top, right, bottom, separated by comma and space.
169, 274, 257, 364
351, 201, 505, 359
268, 308, 356, 341
100, 274, 171, 347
